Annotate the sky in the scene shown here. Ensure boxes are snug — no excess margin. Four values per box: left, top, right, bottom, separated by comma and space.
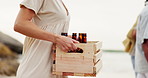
0, 0, 145, 50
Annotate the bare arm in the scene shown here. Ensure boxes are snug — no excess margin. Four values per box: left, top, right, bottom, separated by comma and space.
14, 6, 78, 52
142, 39, 148, 62
14, 6, 55, 42
132, 29, 136, 40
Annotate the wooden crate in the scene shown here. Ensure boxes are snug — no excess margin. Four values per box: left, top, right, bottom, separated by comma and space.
52, 41, 103, 77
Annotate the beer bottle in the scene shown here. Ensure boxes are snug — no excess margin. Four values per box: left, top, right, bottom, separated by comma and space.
61, 32, 68, 36
78, 33, 87, 43
72, 33, 77, 40
78, 33, 83, 43
82, 33, 87, 43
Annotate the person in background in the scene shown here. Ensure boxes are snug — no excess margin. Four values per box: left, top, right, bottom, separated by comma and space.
134, 0, 148, 78
123, 17, 137, 77
13, 0, 79, 78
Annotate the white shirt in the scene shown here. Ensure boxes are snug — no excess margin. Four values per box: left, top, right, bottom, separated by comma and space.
135, 2, 148, 73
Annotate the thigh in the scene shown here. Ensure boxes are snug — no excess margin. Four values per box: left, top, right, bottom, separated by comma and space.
145, 72, 148, 78
137, 73, 145, 78
131, 56, 135, 69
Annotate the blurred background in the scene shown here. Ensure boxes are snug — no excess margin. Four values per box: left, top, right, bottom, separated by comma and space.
0, 0, 146, 78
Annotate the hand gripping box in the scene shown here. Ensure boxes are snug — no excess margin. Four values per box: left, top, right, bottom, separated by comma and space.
52, 41, 103, 77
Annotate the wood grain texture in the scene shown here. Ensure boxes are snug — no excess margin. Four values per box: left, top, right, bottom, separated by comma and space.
52, 41, 103, 77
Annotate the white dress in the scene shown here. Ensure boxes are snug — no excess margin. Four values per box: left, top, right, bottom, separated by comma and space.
16, 0, 70, 78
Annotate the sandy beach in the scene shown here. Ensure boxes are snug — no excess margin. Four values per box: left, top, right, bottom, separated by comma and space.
0, 51, 135, 78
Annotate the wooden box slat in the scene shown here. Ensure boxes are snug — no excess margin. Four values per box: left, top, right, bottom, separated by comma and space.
93, 41, 102, 54
94, 50, 103, 63
56, 43, 95, 58
93, 60, 102, 73
56, 57, 94, 73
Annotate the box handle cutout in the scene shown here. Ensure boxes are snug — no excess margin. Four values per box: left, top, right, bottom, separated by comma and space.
67, 47, 83, 53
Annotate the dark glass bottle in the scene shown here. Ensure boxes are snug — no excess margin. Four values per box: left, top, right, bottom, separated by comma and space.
78, 33, 83, 43
82, 33, 87, 43
72, 33, 77, 40
61, 32, 68, 36
78, 33, 87, 43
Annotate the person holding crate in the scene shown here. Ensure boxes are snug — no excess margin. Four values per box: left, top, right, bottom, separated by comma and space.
13, 0, 79, 78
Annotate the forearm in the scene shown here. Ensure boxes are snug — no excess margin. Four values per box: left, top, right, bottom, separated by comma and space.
14, 21, 58, 43
14, 6, 79, 52
132, 29, 136, 40
142, 39, 148, 62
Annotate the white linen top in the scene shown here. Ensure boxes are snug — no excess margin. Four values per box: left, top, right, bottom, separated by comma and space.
16, 0, 70, 78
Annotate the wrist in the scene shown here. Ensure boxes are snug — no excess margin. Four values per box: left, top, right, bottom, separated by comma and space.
53, 34, 60, 43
